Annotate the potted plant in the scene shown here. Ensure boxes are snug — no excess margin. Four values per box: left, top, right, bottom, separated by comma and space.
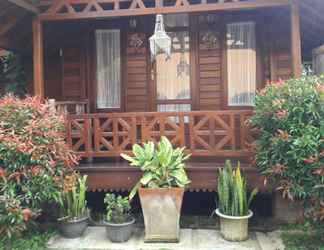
216, 161, 258, 241
58, 173, 89, 238
103, 193, 135, 242
121, 136, 190, 242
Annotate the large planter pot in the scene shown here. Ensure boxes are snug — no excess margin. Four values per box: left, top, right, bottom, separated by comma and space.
58, 216, 89, 238
139, 187, 184, 242
104, 218, 135, 242
216, 208, 253, 242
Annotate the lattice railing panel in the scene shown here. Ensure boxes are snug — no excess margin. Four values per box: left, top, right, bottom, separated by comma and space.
66, 110, 254, 158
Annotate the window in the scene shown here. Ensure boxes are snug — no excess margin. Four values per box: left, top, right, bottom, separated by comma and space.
96, 30, 121, 109
155, 15, 191, 114
227, 22, 256, 106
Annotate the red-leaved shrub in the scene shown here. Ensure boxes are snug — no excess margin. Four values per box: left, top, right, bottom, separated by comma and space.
0, 95, 78, 238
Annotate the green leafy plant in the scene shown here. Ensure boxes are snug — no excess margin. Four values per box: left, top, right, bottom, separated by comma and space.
250, 76, 324, 220
104, 193, 131, 224
121, 136, 191, 200
0, 53, 27, 96
58, 174, 88, 221
0, 95, 78, 238
217, 161, 258, 216
0, 227, 56, 250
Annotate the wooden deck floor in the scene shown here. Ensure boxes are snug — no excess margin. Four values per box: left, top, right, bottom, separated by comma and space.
77, 161, 265, 192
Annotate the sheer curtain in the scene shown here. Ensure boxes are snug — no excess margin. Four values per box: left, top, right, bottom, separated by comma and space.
96, 30, 121, 109
156, 31, 191, 113
227, 22, 256, 106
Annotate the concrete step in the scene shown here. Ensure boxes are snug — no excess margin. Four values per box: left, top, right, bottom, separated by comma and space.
47, 227, 284, 250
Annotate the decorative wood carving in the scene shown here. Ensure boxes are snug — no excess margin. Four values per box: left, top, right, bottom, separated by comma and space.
200, 31, 219, 49
38, 0, 290, 21
127, 33, 145, 54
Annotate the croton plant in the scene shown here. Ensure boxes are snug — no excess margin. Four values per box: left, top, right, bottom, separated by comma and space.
0, 95, 78, 238
250, 76, 324, 220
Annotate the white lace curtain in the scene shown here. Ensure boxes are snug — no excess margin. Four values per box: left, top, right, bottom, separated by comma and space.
96, 30, 121, 109
227, 22, 256, 106
156, 31, 191, 113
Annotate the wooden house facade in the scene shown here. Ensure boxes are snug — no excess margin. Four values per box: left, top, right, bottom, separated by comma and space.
0, 0, 323, 192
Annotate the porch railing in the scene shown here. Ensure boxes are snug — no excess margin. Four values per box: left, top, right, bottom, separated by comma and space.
65, 110, 256, 158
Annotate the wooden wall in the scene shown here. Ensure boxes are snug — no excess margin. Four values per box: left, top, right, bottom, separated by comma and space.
43, 9, 293, 113
125, 32, 150, 112
197, 16, 223, 110
269, 8, 293, 81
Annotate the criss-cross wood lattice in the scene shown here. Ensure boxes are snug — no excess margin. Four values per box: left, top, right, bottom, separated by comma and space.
66, 116, 92, 156
188, 112, 235, 156
93, 115, 137, 156
141, 113, 186, 147
38, 0, 289, 21
240, 112, 258, 152
65, 110, 254, 159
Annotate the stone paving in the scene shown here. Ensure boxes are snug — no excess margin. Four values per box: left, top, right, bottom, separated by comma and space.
47, 227, 284, 250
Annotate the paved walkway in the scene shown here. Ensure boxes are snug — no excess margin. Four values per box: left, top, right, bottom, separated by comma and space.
47, 227, 284, 250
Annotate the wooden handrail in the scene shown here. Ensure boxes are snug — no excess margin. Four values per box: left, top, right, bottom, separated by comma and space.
49, 99, 89, 115
65, 110, 256, 158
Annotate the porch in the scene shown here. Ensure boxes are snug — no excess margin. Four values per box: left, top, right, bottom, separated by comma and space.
64, 109, 263, 191
28, 0, 303, 192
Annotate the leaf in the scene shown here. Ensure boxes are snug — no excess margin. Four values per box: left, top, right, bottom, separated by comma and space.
129, 181, 141, 201
248, 188, 258, 207
133, 144, 145, 160
120, 153, 135, 163
140, 172, 153, 186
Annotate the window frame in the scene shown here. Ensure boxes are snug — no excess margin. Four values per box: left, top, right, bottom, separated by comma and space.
93, 28, 124, 112
222, 15, 263, 110
152, 14, 193, 112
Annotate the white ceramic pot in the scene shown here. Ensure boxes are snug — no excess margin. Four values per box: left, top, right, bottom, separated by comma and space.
216, 208, 253, 242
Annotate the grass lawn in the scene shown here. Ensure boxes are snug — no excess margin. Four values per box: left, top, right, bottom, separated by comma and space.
0, 228, 56, 250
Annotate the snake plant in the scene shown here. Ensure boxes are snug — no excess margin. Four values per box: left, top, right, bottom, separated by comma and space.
217, 161, 258, 217
121, 136, 191, 200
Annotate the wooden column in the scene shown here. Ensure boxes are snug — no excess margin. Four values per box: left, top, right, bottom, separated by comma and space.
32, 17, 44, 98
290, 0, 302, 78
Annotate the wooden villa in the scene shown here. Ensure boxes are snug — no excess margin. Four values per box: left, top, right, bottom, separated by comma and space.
1, 0, 324, 193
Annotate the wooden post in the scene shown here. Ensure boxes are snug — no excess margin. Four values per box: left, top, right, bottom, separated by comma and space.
290, 0, 302, 78
32, 17, 44, 98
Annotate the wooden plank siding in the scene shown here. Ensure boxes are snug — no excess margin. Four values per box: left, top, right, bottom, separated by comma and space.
269, 8, 293, 81
197, 19, 223, 110
42, 9, 293, 112
125, 32, 150, 112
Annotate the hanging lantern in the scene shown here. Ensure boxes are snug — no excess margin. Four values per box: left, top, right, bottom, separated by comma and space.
149, 14, 171, 61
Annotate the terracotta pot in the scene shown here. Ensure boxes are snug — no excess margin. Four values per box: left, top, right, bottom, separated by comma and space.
139, 187, 184, 242
216, 209, 253, 242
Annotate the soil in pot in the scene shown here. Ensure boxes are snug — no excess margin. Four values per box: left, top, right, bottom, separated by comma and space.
104, 218, 135, 242
59, 216, 89, 239
216, 209, 253, 242
139, 187, 184, 243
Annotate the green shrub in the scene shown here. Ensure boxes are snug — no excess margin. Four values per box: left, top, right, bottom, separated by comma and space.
58, 174, 88, 221
217, 161, 258, 216
0, 53, 27, 96
121, 136, 191, 200
250, 76, 324, 220
104, 193, 131, 224
0, 95, 78, 238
